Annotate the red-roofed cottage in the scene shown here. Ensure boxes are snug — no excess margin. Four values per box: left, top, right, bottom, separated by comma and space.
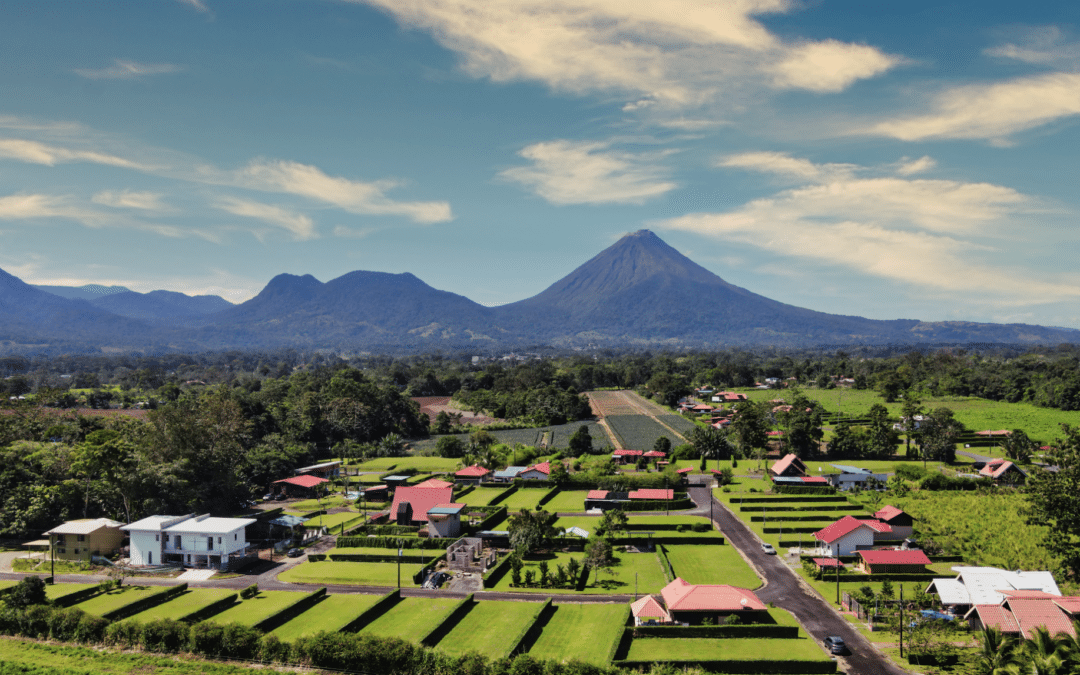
631, 595, 673, 625
389, 482, 454, 527
813, 515, 892, 557
873, 505, 914, 540
856, 549, 931, 574
272, 474, 329, 498
455, 464, 491, 484
519, 462, 553, 480
659, 578, 767, 624
769, 454, 806, 478
628, 489, 674, 501
979, 459, 1027, 485
966, 595, 1080, 639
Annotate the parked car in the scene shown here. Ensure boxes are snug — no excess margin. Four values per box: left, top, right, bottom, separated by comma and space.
761, 543, 776, 555
823, 636, 846, 654
286, 548, 303, 558
274, 493, 286, 501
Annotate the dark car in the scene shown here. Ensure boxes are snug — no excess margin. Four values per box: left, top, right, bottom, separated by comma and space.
823, 636, 846, 655
286, 548, 303, 558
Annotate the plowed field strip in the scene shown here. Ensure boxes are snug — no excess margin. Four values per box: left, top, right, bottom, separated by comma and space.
586, 390, 691, 446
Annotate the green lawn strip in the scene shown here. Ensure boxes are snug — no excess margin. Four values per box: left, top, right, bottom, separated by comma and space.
44, 582, 99, 601
359, 596, 461, 641
499, 490, 547, 511
527, 603, 627, 665
354, 456, 460, 472
488, 552, 587, 595
489, 550, 667, 595
206, 590, 305, 627
304, 511, 362, 529
290, 495, 349, 511
0, 638, 271, 675
543, 490, 588, 512
0, 579, 17, 591
278, 560, 424, 586
73, 585, 167, 617
327, 547, 433, 559
715, 476, 775, 493
270, 593, 383, 641
458, 487, 510, 506
663, 544, 761, 589
625, 636, 832, 662
436, 600, 541, 659
120, 588, 236, 623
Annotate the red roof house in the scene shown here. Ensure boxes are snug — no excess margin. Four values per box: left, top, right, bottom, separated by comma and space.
629, 489, 674, 501
659, 578, 766, 624
455, 465, 491, 479
857, 549, 931, 574
873, 505, 914, 539
769, 454, 806, 478
643, 450, 667, 458
813, 516, 892, 557
631, 595, 672, 625
980, 459, 1027, 484
389, 482, 454, 525
273, 474, 328, 489
966, 596, 1080, 638
586, 490, 610, 500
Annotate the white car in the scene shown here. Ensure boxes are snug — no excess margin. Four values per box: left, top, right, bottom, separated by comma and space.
761, 543, 776, 555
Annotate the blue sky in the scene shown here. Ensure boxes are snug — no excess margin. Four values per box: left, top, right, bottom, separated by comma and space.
2, 0, 1079, 327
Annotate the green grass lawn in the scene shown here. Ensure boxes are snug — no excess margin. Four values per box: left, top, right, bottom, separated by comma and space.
0, 639, 275, 675
121, 589, 236, 623
359, 597, 461, 641
290, 495, 350, 511
206, 591, 304, 627
663, 544, 761, 589
327, 547, 433, 560
625, 636, 832, 662
354, 456, 461, 472
278, 560, 423, 586
74, 585, 167, 617
436, 600, 540, 659
498, 489, 548, 511
527, 603, 627, 665
270, 593, 383, 641
554, 515, 723, 540
543, 490, 589, 512
489, 550, 667, 595
488, 552, 587, 594
44, 582, 99, 602
304, 511, 364, 530
458, 487, 512, 506
0, 580, 16, 591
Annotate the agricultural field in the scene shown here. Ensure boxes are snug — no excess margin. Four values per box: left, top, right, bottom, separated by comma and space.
270, 593, 383, 641
359, 597, 461, 641
207, 591, 303, 627
0, 639, 272, 675
410, 422, 608, 454
44, 582, 98, 602
435, 600, 540, 659
624, 636, 832, 663
122, 589, 236, 623
663, 544, 761, 589
656, 414, 698, 435
74, 585, 167, 617
278, 560, 424, 586
543, 490, 589, 512
353, 456, 461, 472
606, 415, 684, 450
458, 487, 513, 507
527, 603, 627, 665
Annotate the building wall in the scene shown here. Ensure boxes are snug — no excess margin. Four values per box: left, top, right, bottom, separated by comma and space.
827, 528, 875, 556
164, 529, 247, 557
429, 515, 461, 538
519, 470, 548, 480
128, 531, 162, 566
51, 528, 125, 562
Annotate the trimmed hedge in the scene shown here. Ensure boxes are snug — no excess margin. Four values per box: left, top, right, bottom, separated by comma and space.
336, 535, 446, 549
734, 496, 848, 504
315, 551, 436, 563
473, 506, 508, 533
537, 487, 561, 507
740, 505, 861, 513
616, 659, 837, 673
763, 526, 828, 534
51, 585, 105, 608
483, 553, 514, 589
342, 589, 401, 632
657, 546, 675, 583
252, 587, 327, 633
507, 598, 552, 657
607, 607, 632, 663
419, 593, 474, 647
487, 486, 518, 506
771, 485, 837, 495
101, 584, 188, 622
620, 497, 694, 512
453, 485, 476, 500
179, 592, 238, 623
615, 536, 724, 546
752, 514, 850, 522
631, 624, 799, 639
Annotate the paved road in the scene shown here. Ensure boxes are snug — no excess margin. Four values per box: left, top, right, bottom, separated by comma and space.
686, 482, 907, 675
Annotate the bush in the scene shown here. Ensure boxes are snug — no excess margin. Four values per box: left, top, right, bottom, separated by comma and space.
105, 619, 142, 648
240, 583, 259, 599
75, 613, 109, 644
141, 619, 188, 653
893, 464, 928, 481
8, 576, 47, 608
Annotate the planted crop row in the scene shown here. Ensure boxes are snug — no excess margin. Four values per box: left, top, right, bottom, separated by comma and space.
606, 415, 683, 450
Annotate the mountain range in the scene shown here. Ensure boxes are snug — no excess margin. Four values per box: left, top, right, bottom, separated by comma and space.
4, 230, 1078, 353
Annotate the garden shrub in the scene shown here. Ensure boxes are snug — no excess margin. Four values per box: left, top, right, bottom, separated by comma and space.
140, 618, 188, 653
240, 583, 259, 600
104, 619, 142, 648
47, 607, 85, 642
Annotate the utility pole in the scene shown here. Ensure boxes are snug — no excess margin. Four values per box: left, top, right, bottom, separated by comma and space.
899, 585, 904, 658
397, 545, 402, 589
50, 535, 54, 581
635, 572, 639, 600
835, 558, 840, 606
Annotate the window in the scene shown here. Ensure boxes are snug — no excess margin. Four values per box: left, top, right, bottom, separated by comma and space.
77, 534, 85, 542
175, 535, 181, 548
208, 537, 213, 550
218, 537, 222, 544
59, 548, 66, 554
155, 534, 159, 542
234, 534, 238, 541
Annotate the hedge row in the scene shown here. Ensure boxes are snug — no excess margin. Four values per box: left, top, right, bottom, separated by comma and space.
762, 526, 827, 534
343, 590, 401, 632
420, 593, 474, 647
51, 585, 105, 608
537, 487, 561, 507
253, 587, 327, 633
507, 598, 552, 657
616, 658, 837, 673
619, 497, 695, 512
740, 504, 861, 513
606, 607, 632, 664
483, 553, 514, 589
770, 486, 837, 495
751, 514, 848, 522
473, 506, 508, 533
630, 624, 799, 639
733, 496, 848, 504
453, 485, 476, 500
336, 535, 446, 549
180, 592, 238, 624
412, 553, 447, 585
656, 546, 675, 583
310, 552, 434, 563
487, 486, 518, 506
615, 536, 724, 546
102, 584, 188, 622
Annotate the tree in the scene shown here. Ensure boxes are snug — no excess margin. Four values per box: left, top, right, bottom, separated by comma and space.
510, 555, 523, 586
828, 422, 863, 459
692, 425, 733, 469
973, 627, 1023, 675
1025, 626, 1070, 675
714, 467, 734, 486
777, 397, 823, 458
867, 404, 899, 459
469, 428, 495, 452
435, 436, 467, 458
548, 459, 569, 484
432, 411, 454, 434
653, 437, 672, 455
8, 575, 47, 608
1026, 424, 1080, 579
584, 537, 615, 585
1001, 429, 1036, 464
595, 508, 628, 540
568, 425, 593, 456
507, 509, 559, 554
730, 401, 768, 461
920, 407, 961, 464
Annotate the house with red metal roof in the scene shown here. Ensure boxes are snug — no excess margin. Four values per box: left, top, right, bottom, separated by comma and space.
454, 464, 491, 484
812, 515, 892, 557
519, 462, 553, 480
612, 449, 644, 464
856, 549, 931, 574
272, 474, 329, 498
643, 450, 667, 459
966, 593, 1080, 638
979, 458, 1027, 484
631, 594, 673, 625
389, 481, 454, 526
873, 505, 914, 540
628, 489, 674, 501
713, 391, 748, 403
659, 578, 767, 624
769, 454, 807, 478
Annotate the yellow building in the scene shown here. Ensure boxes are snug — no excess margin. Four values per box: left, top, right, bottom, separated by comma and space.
45, 518, 125, 562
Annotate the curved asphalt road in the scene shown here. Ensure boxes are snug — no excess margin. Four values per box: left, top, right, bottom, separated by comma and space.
686, 482, 907, 675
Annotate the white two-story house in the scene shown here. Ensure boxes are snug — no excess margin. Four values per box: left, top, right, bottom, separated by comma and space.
121, 514, 257, 570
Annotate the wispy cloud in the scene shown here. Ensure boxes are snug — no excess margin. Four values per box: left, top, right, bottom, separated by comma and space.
176, 0, 210, 13
0, 192, 218, 241
0, 138, 150, 169
214, 196, 317, 240
715, 151, 857, 182
866, 72, 1080, 142
658, 154, 1078, 303
985, 26, 1080, 70
501, 140, 677, 205
352, 0, 900, 108
91, 190, 169, 211
75, 59, 184, 80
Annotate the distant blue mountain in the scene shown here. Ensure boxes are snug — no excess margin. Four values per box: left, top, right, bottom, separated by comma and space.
35, 284, 233, 321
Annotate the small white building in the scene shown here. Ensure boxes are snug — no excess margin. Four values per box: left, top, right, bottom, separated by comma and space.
812, 515, 892, 557
426, 503, 466, 538
519, 462, 552, 480
121, 514, 257, 569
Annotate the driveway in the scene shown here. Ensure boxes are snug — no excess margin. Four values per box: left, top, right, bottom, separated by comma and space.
687, 483, 908, 675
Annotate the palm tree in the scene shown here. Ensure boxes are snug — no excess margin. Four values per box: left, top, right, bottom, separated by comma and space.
974, 626, 1023, 675
1025, 627, 1070, 675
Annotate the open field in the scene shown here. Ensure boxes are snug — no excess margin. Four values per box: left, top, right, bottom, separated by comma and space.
0, 638, 271, 675
527, 603, 627, 665
663, 544, 761, 589
359, 596, 460, 641
45, 582, 98, 602
410, 422, 609, 454
271, 593, 382, 641
543, 490, 589, 512
207, 591, 302, 626
436, 600, 540, 659
497, 489, 548, 511
353, 456, 460, 472
278, 560, 423, 586
625, 636, 832, 662
74, 585, 165, 617
304, 511, 363, 530
458, 487, 512, 506
606, 414, 685, 450
123, 589, 236, 623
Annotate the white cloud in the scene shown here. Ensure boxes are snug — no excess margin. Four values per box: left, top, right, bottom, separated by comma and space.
770, 40, 898, 92
214, 196, 317, 240
716, 151, 856, 182
895, 156, 936, 176
867, 73, 1080, 142
75, 59, 184, 80
176, 0, 210, 13
92, 190, 168, 211
985, 26, 1080, 69
657, 155, 1079, 303
333, 225, 375, 239
231, 159, 453, 223
352, 0, 899, 106
501, 140, 676, 205
0, 138, 148, 169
